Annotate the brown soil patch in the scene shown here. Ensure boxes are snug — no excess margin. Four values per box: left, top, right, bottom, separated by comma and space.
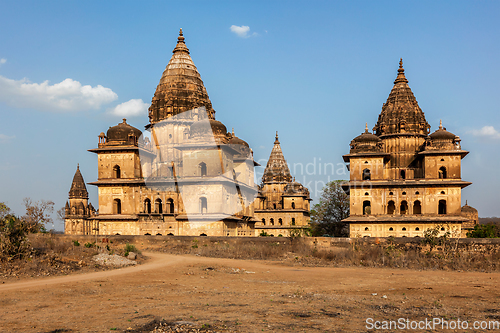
1, 252, 499, 332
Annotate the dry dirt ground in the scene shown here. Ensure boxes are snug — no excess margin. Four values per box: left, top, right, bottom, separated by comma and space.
1, 252, 499, 332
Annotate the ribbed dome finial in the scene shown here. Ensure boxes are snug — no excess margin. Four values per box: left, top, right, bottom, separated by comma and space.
399, 58, 403, 69
365, 122, 369, 133
275, 131, 279, 144
439, 119, 443, 130
232, 127, 235, 136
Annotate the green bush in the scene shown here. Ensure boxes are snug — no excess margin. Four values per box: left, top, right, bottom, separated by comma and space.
84, 241, 95, 248
72, 240, 80, 246
0, 215, 32, 261
124, 243, 138, 256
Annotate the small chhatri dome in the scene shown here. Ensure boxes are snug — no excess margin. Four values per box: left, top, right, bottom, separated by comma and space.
106, 118, 142, 142
430, 120, 456, 140
352, 123, 381, 143
229, 129, 249, 147
149, 29, 215, 123
69, 164, 88, 199
190, 119, 228, 140
461, 200, 478, 213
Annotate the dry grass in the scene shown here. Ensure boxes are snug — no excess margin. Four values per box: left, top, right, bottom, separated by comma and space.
157, 238, 500, 272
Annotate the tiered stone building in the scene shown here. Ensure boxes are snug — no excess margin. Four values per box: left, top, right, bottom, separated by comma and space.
65, 30, 262, 236
253, 133, 311, 236
342, 60, 477, 238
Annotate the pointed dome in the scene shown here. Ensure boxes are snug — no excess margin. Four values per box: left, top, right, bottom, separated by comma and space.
148, 29, 215, 124
373, 59, 430, 136
69, 165, 88, 199
262, 132, 292, 183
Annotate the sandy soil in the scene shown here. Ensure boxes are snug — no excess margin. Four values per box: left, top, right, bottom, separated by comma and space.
1, 252, 499, 332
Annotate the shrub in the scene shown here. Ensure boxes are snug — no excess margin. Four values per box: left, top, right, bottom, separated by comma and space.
84, 242, 95, 248
73, 240, 80, 246
124, 243, 138, 256
0, 215, 32, 261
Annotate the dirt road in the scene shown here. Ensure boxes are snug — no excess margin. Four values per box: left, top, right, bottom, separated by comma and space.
1, 252, 499, 332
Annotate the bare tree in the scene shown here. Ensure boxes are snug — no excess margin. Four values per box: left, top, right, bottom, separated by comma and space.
21, 198, 54, 233
0, 202, 11, 220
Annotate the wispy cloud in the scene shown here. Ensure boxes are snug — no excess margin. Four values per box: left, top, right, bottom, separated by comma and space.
230, 25, 258, 38
0, 58, 6, 65
469, 126, 500, 140
109, 99, 149, 117
0, 134, 15, 143
0, 75, 117, 112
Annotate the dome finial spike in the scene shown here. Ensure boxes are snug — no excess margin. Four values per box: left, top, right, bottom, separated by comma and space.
466, 200, 468, 205
232, 127, 235, 136
365, 122, 369, 133
275, 131, 279, 144
439, 119, 443, 130
179, 28, 183, 36
399, 58, 403, 69
77, 163, 79, 169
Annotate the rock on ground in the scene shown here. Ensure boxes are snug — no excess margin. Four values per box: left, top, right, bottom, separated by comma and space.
93, 253, 137, 266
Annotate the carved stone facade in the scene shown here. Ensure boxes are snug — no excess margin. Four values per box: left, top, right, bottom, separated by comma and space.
65, 30, 260, 236
342, 60, 477, 238
253, 133, 312, 236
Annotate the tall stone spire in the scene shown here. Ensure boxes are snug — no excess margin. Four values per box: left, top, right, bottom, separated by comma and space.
148, 29, 215, 124
262, 132, 292, 183
69, 164, 88, 199
373, 59, 430, 136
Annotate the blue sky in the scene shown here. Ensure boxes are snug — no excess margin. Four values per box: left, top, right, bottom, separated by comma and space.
1, 1, 499, 230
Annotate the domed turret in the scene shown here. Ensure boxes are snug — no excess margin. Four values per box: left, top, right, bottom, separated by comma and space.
106, 119, 142, 144
429, 120, 456, 141
189, 119, 228, 142
229, 129, 250, 159
349, 123, 383, 153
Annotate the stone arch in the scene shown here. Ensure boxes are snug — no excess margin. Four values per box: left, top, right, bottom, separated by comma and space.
144, 198, 151, 214
363, 200, 371, 215
413, 200, 422, 214
113, 165, 121, 178
199, 162, 207, 177
439, 166, 447, 179
200, 197, 207, 214
400, 200, 408, 215
439, 200, 447, 214
387, 200, 396, 215
113, 199, 121, 214
363, 168, 371, 180
155, 198, 163, 214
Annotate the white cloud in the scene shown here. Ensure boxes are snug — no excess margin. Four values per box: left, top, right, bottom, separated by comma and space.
469, 126, 500, 139
0, 75, 117, 112
0, 58, 6, 65
230, 25, 258, 38
0, 134, 15, 143
109, 99, 149, 117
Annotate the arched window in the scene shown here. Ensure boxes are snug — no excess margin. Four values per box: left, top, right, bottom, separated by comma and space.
401, 170, 406, 180
362, 168, 371, 180
113, 199, 121, 214
291, 202, 295, 209
270, 218, 274, 226
402, 227, 407, 231
113, 165, 121, 178
291, 218, 295, 226
363, 201, 371, 215
415, 227, 420, 231
262, 218, 266, 225
365, 227, 369, 231
167, 198, 174, 214
389, 227, 394, 231
200, 197, 207, 214
439, 200, 447, 214
199, 162, 207, 177
439, 166, 447, 179
387, 200, 396, 215
413, 200, 422, 215
155, 199, 163, 214
278, 218, 283, 225
400, 200, 408, 215
273, 203, 277, 209
144, 199, 151, 214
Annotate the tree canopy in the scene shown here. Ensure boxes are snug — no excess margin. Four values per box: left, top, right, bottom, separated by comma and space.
310, 180, 350, 237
